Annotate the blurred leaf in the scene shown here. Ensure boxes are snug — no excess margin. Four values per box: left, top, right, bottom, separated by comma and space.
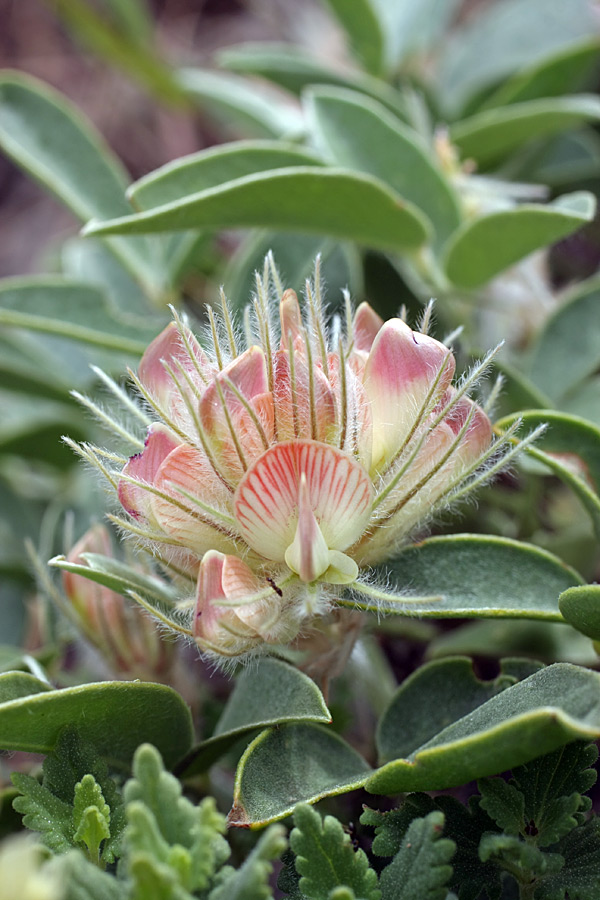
0, 389, 86, 466
50, 552, 180, 608
0, 681, 194, 768
180, 658, 331, 776
321, 0, 385, 75
83, 167, 431, 251
527, 276, 600, 402
129, 140, 323, 209
0, 672, 52, 702
559, 585, 600, 641
228, 724, 371, 827
177, 67, 303, 139
0, 71, 162, 296
443, 191, 595, 289
360, 533, 582, 620
223, 231, 362, 316
51, 0, 186, 106
368, 661, 600, 795
482, 38, 600, 109
436, 0, 599, 115
0, 277, 162, 354
450, 95, 600, 167
47, 849, 123, 899
370, 0, 463, 70
379, 811, 454, 900
217, 42, 405, 115
210, 825, 286, 900
305, 86, 460, 246
497, 410, 600, 538
512, 129, 600, 188
289, 804, 380, 900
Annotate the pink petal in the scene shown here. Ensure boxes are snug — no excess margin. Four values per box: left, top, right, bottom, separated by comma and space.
273, 350, 338, 445
234, 440, 373, 562
199, 346, 275, 482
353, 302, 384, 353
137, 322, 211, 413
118, 423, 180, 519
150, 443, 238, 555
193, 550, 260, 646
284, 474, 331, 582
279, 289, 304, 348
443, 392, 493, 464
363, 319, 456, 472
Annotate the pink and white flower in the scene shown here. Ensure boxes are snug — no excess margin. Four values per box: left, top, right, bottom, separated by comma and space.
74, 263, 518, 664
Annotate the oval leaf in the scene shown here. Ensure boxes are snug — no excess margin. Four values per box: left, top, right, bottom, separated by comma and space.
367, 660, 600, 794
364, 533, 581, 620
129, 140, 324, 210
497, 410, 600, 538
527, 276, 600, 402
305, 86, 461, 246
83, 167, 431, 251
228, 723, 372, 827
559, 585, 600, 641
450, 95, 600, 166
180, 657, 331, 776
0, 672, 52, 703
443, 191, 595, 289
321, 0, 385, 75
0, 681, 194, 768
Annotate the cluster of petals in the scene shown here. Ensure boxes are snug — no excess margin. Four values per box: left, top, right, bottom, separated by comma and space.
116, 279, 493, 660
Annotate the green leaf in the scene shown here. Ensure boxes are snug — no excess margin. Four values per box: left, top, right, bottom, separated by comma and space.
176, 67, 303, 139
180, 658, 331, 776
320, 0, 385, 75
47, 850, 123, 900
83, 167, 431, 252
481, 38, 600, 109
12, 772, 75, 854
305, 87, 460, 246
209, 825, 287, 900
450, 96, 600, 167
0, 71, 160, 294
443, 191, 595, 289
289, 804, 380, 900
536, 815, 600, 900
360, 794, 437, 858
50, 552, 179, 609
367, 661, 600, 795
369, 0, 463, 70
379, 812, 454, 900
559, 585, 600, 641
527, 276, 600, 403
364, 534, 582, 621
496, 410, 600, 539
228, 724, 372, 827
0, 277, 162, 355
73, 775, 111, 863
217, 42, 404, 115
436, 0, 599, 115
478, 832, 555, 878
129, 140, 324, 210
477, 778, 525, 835
0, 671, 52, 702
0, 681, 193, 768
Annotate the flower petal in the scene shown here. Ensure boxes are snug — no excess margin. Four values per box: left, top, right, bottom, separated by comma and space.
138, 322, 211, 418
234, 440, 373, 563
284, 473, 331, 583
353, 302, 384, 353
279, 289, 304, 348
194, 550, 260, 650
118, 423, 180, 519
363, 319, 455, 472
273, 350, 338, 445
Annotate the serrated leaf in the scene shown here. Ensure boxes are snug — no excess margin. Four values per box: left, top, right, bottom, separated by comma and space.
536, 816, 600, 900
228, 724, 372, 827
82, 167, 431, 252
305, 86, 460, 247
176, 67, 303, 139
0, 71, 160, 295
363, 534, 582, 622
209, 825, 287, 900
379, 811, 454, 900
289, 804, 380, 900
559, 585, 600, 641
11, 773, 75, 854
73, 775, 111, 863
180, 657, 331, 775
0, 681, 194, 768
496, 410, 600, 539
477, 778, 525, 835
360, 794, 436, 857
443, 192, 595, 289
478, 832, 557, 878
450, 95, 600, 167
367, 661, 600, 796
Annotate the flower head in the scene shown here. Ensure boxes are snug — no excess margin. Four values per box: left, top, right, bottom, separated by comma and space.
74, 260, 512, 666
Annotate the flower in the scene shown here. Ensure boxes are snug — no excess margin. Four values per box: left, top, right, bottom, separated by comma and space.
73, 261, 520, 666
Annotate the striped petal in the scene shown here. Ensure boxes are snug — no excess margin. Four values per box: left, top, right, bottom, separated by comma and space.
273, 350, 338, 445
363, 319, 455, 472
234, 440, 373, 563
194, 550, 260, 650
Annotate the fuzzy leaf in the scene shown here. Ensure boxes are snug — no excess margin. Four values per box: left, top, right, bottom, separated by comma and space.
209, 825, 287, 900
46, 850, 123, 900
73, 775, 111, 863
559, 585, 600, 641
477, 778, 525, 835
289, 804, 380, 900
379, 811, 454, 900
11, 773, 75, 854
536, 816, 600, 900
360, 794, 436, 857
478, 832, 560, 878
